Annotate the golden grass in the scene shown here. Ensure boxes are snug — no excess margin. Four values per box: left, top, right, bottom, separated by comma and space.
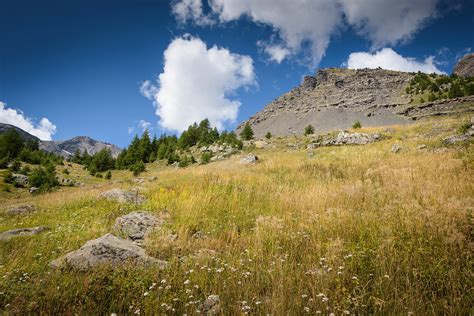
0, 114, 473, 314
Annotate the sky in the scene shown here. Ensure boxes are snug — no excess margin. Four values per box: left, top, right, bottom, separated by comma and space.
0, 0, 473, 147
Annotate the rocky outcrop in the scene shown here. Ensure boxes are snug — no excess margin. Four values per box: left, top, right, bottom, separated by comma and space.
114, 211, 162, 241
321, 131, 381, 146
453, 53, 474, 78
0, 226, 49, 241
236, 68, 474, 138
100, 188, 146, 204
5, 204, 37, 216
50, 234, 166, 270
240, 154, 258, 164
12, 174, 28, 187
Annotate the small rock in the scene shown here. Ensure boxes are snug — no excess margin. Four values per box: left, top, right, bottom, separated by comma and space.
148, 176, 157, 182
50, 233, 166, 270
114, 211, 162, 241
391, 144, 401, 153
307, 151, 315, 158
12, 174, 28, 187
199, 295, 221, 315
101, 188, 146, 204
240, 154, 258, 164
0, 226, 49, 241
6, 204, 37, 216
417, 144, 427, 150
132, 178, 144, 184
29, 187, 39, 194
443, 134, 470, 145
192, 231, 207, 239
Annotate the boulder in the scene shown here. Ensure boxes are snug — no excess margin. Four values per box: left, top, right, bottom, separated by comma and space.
322, 131, 381, 146
114, 211, 161, 241
240, 154, 258, 164
12, 174, 28, 187
443, 134, 470, 145
199, 295, 221, 315
0, 226, 49, 241
29, 187, 39, 194
50, 233, 166, 270
6, 204, 36, 216
100, 188, 146, 204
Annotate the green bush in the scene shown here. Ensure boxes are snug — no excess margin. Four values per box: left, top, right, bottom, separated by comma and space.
62, 168, 69, 175
352, 121, 362, 129
458, 122, 472, 134
304, 124, 315, 135
8, 159, 21, 172
29, 167, 59, 193
130, 161, 145, 176
265, 132, 272, 139
105, 171, 112, 179
240, 122, 254, 140
2, 184, 11, 192
95, 173, 103, 178
201, 152, 212, 164
3, 171, 13, 184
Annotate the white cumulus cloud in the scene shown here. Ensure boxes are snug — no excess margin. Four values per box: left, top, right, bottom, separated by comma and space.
172, 0, 442, 65
346, 48, 445, 74
0, 101, 57, 141
138, 120, 152, 132
140, 36, 256, 132
340, 0, 439, 48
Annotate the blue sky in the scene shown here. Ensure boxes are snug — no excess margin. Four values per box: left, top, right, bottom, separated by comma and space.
0, 0, 473, 147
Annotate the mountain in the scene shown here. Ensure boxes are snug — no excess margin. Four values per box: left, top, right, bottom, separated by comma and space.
0, 123, 121, 158
237, 67, 474, 138
453, 53, 474, 78
40, 136, 122, 158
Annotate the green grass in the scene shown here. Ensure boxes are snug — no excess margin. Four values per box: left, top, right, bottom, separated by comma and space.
0, 115, 473, 314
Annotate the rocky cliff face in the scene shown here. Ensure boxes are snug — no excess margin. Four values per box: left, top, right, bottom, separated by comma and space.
40, 136, 122, 158
237, 68, 474, 138
453, 53, 474, 78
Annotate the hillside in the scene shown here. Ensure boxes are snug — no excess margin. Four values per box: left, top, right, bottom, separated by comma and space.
237, 67, 474, 137
0, 113, 473, 314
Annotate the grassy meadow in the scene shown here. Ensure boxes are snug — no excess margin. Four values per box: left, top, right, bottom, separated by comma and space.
0, 114, 473, 315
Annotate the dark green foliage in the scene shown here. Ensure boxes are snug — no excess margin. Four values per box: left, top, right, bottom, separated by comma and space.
89, 149, 115, 172
62, 168, 69, 175
130, 161, 145, 176
448, 83, 464, 98
29, 166, 59, 192
9, 159, 21, 172
428, 92, 437, 102
105, 171, 112, 180
407, 72, 473, 103
178, 155, 194, 168
352, 121, 362, 129
465, 83, 474, 96
95, 173, 103, 178
3, 171, 13, 184
0, 129, 24, 160
458, 122, 472, 134
265, 132, 272, 139
420, 97, 425, 103
201, 152, 212, 164
240, 123, 254, 140
2, 184, 11, 192
304, 124, 315, 135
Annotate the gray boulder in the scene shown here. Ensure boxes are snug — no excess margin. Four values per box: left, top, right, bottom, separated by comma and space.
114, 211, 162, 241
240, 154, 258, 164
0, 226, 49, 241
6, 204, 37, 216
50, 233, 166, 270
323, 130, 381, 146
101, 188, 146, 204
443, 134, 470, 144
29, 187, 39, 194
12, 174, 29, 187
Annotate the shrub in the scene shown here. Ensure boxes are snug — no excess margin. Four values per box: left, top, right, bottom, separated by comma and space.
304, 124, 315, 135
3, 171, 13, 184
96, 173, 103, 178
62, 168, 70, 175
19, 165, 31, 175
420, 97, 425, 103
29, 167, 59, 192
105, 171, 112, 179
240, 123, 254, 140
201, 152, 212, 164
458, 122, 472, 134
2, 184, 11, 192
9, 159, 21, 172
352, 121, 362, 129
130, 161, 145, 176
265, 132, 272, 139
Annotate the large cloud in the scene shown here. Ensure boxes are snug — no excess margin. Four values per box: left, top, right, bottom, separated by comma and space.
0, 101, 57, 141
346, 48, 445, 74
340, 0, 439, 48
140, 36, 256, 132
172, 0, 441, 65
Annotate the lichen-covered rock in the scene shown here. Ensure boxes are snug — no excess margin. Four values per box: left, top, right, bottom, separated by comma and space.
100, 188, 146, 204
50, 233, 166, 270
114, 211, 161, 241
0, 226, 49, 241
5, 204, 36, 216
12, 174, 28, 187
321, 131, 381, 146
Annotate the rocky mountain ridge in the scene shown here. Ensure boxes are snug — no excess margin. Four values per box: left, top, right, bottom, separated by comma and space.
237, 67, 474, 138
0, 123, 121, 158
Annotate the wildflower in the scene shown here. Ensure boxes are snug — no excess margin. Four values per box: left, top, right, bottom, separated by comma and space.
255, 301, 262, 305
304, 307, 310, 313
184, 279, 191, 285
143, 291, 149, 297
301, 294, 308, 299
384, 274, 390, 279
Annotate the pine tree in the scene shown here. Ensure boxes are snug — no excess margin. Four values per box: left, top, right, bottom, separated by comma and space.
240, 122, 254, 140
304, 124, 314, 135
